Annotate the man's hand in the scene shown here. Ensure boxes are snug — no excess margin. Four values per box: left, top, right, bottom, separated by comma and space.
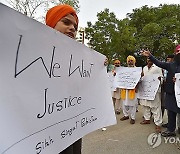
141, 72, 144, 77
158, 76, 161, 81
173, 77, 176, 83
141, 50, 151, 57
112, 70, 116, 76
104, 58, 108, 66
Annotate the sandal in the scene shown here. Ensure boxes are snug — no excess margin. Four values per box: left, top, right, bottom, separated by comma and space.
140, 120, 150, 124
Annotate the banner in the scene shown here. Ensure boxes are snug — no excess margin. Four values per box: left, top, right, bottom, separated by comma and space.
137, 75, 160, 100
113, 67, 142, 89
0, 3, 116, 154
175, 73, 180, 108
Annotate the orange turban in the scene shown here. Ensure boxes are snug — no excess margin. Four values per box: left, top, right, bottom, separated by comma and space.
114, 60, 120, 64
46, 4, 79, 28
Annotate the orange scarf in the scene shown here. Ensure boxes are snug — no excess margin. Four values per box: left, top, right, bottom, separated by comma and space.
121, 89, 136, 100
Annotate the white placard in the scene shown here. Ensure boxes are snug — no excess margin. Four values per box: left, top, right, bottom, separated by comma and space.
175, 73, 180, 108
137, 75, 160, 100
107, 72, 116, 92
0, 3, 116, 154
113, 67, 142, 89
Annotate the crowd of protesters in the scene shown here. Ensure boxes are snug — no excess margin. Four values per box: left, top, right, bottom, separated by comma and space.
108, 45, 180, 137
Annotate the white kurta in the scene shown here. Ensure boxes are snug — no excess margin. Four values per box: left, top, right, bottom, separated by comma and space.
139, 64, 163, 108
112, 67, 121, 99
139, 64, 163, 126
112, 88, 121, 99
111, 67, 121, 111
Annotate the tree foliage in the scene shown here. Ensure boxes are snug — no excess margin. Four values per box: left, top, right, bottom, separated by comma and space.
7, 0, 80, 21
85, 4, 180, 66
85, 9, 118, 61
128, 5, 180, 60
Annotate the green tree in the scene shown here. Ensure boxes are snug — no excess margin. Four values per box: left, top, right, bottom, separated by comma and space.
114, 18, 137, 65
85, 4, 180, 66
7, 0, 80, 21
128, 4, 180, 60
85, 9, 137, 65
85, 9, 118, 62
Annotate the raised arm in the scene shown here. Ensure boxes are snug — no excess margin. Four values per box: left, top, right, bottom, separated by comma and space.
141, 50, 170, 71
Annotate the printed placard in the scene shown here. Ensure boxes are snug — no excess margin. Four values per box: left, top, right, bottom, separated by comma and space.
113, 67, 142, 89
137, 75, 160, 100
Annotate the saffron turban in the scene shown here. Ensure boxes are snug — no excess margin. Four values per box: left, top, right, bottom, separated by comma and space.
127, 55, 136, 64
175, 44, 180, 53
114, 60, 120, 64
46, 4, 79, 28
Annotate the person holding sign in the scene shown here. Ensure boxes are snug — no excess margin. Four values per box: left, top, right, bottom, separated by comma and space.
139, 58, 163, 133
120, 56, 138, 124
46, 4, 81, 154
141, 44, 180, 137
112, 59, 122, 115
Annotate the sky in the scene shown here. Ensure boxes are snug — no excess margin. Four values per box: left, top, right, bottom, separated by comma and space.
78, 0, 180, 27
0, 0, 179, 28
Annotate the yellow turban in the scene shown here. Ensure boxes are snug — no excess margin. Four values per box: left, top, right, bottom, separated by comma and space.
127, 55, 136, 64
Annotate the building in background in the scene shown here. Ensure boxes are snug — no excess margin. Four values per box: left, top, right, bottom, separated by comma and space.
76, 27, 85, 44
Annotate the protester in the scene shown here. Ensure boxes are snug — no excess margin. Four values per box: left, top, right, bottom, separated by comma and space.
161, 55, 174, 127
112, 59, 122, 115
141, 44, 180, 137
139, 58, 163, 133
120, 56, 138, 124
46, 4, 81, 154
166, 55, 175, 62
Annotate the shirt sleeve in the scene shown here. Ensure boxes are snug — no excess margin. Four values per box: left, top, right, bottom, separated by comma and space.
149, 55, 170, 71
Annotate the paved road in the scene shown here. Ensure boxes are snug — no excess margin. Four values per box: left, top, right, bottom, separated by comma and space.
82, 105, 180, 154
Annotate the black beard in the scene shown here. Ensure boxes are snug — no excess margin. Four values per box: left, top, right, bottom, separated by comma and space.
174, 54, 180, 65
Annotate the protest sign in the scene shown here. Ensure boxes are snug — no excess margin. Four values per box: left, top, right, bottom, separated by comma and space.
0, 3, 116, 154
107, 71, 116, 93
137, 75, 160, 100
175, 73, 180, 108
113, 67, 142, 89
